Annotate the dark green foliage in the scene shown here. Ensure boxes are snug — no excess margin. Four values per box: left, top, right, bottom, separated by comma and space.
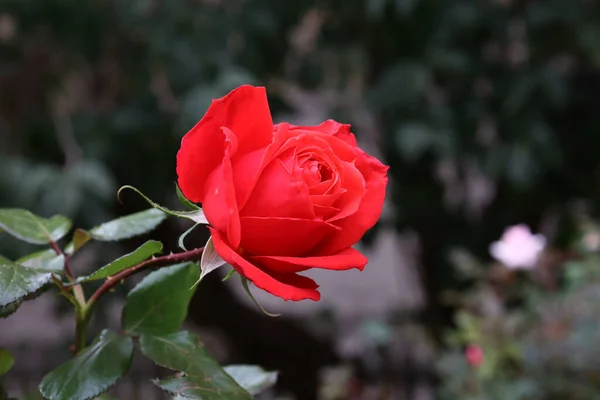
121, 263, 200, 335
141, 331, 253, 399
39, 330, 134, 400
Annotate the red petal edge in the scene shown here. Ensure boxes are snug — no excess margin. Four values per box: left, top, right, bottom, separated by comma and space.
201, 127, 241, 248
251, 247, 368, 274
176, 85, 273, 203
209, 228, 321, 301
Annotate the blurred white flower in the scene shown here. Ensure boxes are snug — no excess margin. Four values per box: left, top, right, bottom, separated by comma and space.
489, 224, 546, 269
583, 231, 600, 252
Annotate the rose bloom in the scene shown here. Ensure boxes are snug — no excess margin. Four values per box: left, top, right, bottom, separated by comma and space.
489, 224, 546, 269
177, 85, 388, 301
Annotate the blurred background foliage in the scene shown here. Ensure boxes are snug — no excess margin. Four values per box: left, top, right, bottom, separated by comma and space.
2, 0, 600, 398
437, 220, 600, 399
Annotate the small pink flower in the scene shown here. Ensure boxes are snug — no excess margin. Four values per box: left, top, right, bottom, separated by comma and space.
489, 224, 546, 269
465, 345, 484, 367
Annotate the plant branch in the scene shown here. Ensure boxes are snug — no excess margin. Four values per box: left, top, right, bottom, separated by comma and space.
74, 310, 90, 354
49, 240, 75, 280
86, 246, 205, 308
74, 246, 204, 353
50, 239, 90, 354
50, 239, 86, 308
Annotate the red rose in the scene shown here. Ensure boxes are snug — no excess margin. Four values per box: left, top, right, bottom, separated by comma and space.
177, 85, 388, 301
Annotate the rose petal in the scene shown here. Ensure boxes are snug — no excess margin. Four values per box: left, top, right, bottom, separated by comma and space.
230, 148, 265, 208
235, 123, 292, 209
311, 193, 342, 207
201, 127, 241, 248
328, 161, 366, 222
313, 204, 340, 220
282, 134, 365, 222
309, 179, 336, 196
176, 85, 273, 203
284, 125, 358, 162
240, 150, 314, 220
252, 247, 368, 274
210, 228, 321, 301
264, 133, 366, 222
289, 120, 358, 147
315, 151, 389, 254
240, 216, 338, 257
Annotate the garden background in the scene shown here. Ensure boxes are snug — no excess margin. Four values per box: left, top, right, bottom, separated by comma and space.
2, 0, 600, 399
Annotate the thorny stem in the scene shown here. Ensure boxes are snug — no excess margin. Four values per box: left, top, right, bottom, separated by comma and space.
52, 238, 204, 353
49, 240, 74, 280
50, 240, 86, 307
85, 246, 205, 311
72, 246, 205, 352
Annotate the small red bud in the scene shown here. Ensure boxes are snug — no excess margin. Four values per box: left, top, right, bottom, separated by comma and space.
465, 345, 484, 367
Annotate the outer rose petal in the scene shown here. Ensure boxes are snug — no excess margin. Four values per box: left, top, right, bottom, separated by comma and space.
251, 247, 368, 274
316, 151, 389, 254
201, 127, 241, 248
327, 160, 365, 222
210, 228, 321, 301
176, 85, 273, 203
239, 216, 338, 257
287, 120, 358, 147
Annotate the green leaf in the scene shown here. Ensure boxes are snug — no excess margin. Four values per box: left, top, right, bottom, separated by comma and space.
176, 183, 200, 211
87, 208, 167, 242
0, 348, 14, 376
39, 330, 133, 400
241, 278, 281, 318
0, 260, 52, 307
122, 263, 199, 335
0, 209, 71, 245
223, 365, 278, 395
78, 240, 163, 282
140, 331, 252, 399
199, 236, 227, 282
16, 249, 64, 273
119, 185, 208, 224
